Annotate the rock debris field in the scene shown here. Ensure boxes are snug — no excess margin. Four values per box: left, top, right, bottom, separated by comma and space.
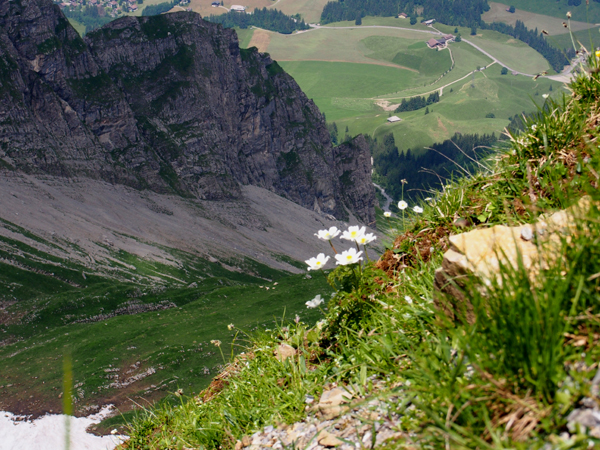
238, 379, 414, 450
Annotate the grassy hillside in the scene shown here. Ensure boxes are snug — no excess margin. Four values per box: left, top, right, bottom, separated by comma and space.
0, 223, 330, 419
278, 42, 560, 154
121, 53, 600, 450
489, 0, 600, 23
252, 20, 558, 154
483, 1, 597, 36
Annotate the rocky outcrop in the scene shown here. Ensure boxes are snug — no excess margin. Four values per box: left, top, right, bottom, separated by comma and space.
0, 0, 375, 223
433, 196, 595, 322
333, 135, 376, 226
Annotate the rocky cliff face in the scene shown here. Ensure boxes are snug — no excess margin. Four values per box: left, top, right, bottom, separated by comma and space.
0, 0, 375, 224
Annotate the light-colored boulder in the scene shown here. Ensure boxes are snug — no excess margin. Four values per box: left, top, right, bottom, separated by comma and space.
318, 387, 353, 420
274, 343, 296, 362
434, 196, 595, 322
318, 430, 343, 447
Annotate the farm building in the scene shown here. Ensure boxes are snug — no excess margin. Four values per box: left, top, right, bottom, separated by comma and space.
211, 1, 219, 6
398, 13, 408, 18
423, 19, 436, 25
427, 34, 454, 50
230, 5, 246, 12
387, 116, 402, 123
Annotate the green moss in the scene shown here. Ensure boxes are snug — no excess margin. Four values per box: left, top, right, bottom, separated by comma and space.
266, 61, 284, 77
37, 36, 61, 54
240, 46, 257, 62
339, 170, 352, 187
67, 73, 115, 104
278, 150, 302, 178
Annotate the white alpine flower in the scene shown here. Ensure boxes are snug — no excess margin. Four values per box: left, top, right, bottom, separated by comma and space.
335, 248, 363, 265
413, 206, 423, 213
383, 211, 392, 217
341, 225, 366, 242
306, 294, 324, 308
315, 226, 341, 241
398, 200, 408, 210
404, 295, 413, 304
305, 253, 330, 271
542, 93, 549, 99
356, 233, 376, 245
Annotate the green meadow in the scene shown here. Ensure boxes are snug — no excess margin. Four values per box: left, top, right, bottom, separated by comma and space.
271, 23, 562, 153
0, 225, 330, 418
257, 18, 559, 154
489, 0, 600, 23
549, 26, 600, 51
483, 1, 597, 36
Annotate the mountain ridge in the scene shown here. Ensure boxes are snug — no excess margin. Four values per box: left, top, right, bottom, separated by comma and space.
0, 0, 375, 225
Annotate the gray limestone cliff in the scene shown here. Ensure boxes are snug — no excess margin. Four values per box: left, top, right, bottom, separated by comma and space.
0, 0, 375, 224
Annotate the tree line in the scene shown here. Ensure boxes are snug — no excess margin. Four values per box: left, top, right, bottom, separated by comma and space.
63, 6, 114, 33
320, 0, 490, 28
207, 8, 309, 34
481, 20, 569, 72
142, 0, 180, 16
370, 132, 497, 201
395, 92, 439, 113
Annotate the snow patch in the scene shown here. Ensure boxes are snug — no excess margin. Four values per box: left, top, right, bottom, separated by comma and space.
0, 405, 126, 450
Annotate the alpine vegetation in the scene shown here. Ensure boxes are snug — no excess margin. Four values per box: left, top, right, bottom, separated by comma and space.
122, 25, 600, 450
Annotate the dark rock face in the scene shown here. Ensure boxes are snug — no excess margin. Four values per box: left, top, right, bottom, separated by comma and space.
0, 0, 375, 223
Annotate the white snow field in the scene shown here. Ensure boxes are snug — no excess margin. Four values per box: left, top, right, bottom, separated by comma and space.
0, 406, 126, 450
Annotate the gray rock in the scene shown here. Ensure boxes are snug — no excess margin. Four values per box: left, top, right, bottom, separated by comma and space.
0, 0, 375, 225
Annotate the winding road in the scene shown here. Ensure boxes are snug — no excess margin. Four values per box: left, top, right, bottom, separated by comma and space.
373, 183, 393, 211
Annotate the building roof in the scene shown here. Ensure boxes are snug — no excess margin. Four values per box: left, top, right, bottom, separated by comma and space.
387, 116, 402, 123
427, 38, 440, 47
230, 4, 246, 11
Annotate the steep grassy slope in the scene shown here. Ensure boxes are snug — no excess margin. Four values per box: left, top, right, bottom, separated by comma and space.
120, 53, 600, 450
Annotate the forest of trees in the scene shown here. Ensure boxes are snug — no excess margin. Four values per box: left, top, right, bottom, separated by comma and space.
320, 0, 490, 28
63, 6, 113, 33
395, 92, 439, 113
482, 20, 570, 72
142, 0, 180, 16
207, 8, 309, 34
371, 132, 497, 200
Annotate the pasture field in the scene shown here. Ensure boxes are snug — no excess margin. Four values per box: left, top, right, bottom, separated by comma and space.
283, 59, 562, 155
488, 0, 600, 23
186, 0, 273, 18
273, 0, 329, 23
69, 18, 86, 36
435, 24, 551, 74
369, 67, 559, 153
548, 26, 600, 51
373, 43, 493, 99
279, 61, 416, 120
482, 2, 595, 36
322, 17, 432, 31
264, 26, 441, 67
234, 27, 255, 47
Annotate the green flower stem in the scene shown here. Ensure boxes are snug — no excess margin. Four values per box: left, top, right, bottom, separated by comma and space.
363, 245, 371, 263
